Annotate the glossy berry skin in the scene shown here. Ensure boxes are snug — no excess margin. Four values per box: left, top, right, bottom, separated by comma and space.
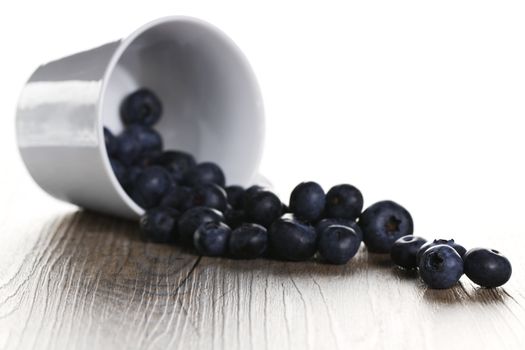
289, 181, 326, 222
189, 184, 228, 212
245, 191, 282, 227
193, 221, 231, 256
125, 125, 163, 154
110, 158, 128, 188
268, 217, 317, 261
315, 218, 363, 241
184, 162, 226, 187
225, 185, 245, 210
133, 166, 173, 208
139, 207, 180, 244
158, 150, 197, 183
120, 88, 162, 126
463, 248, 512, 288
325, 184, 363, 220
229, 223, 268, 259
416, 239, 466, 266
318, 225, 361, 265
116, 131, 141, 165
104, 127, 118, 157
419, 245, 464, 289
160, 186, 192, 211
177, 206, 224, 245
390, 235, 427, 269
358, 200, 414, 253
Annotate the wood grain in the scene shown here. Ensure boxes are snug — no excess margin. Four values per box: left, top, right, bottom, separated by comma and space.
0, 174, 524, 349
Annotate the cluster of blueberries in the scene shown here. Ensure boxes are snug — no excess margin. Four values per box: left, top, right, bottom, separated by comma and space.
105, 89, 512, 290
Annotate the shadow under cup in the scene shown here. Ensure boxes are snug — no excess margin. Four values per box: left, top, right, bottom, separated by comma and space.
16, 17, 265, 220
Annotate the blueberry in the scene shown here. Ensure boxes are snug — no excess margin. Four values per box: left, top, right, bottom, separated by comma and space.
194, 221, 231, 256
242, 185, 266, 209
225, 185, 245, 210
127, 166, 143, 185
419, 245, 463, 289
133, 151, 162, 168
358, 200, 414, 253
124, 125, 163, 154
318, 225, 361, 265
120, 88, 162, 126
160, 186, 192, 211
116, 131, 141, 165
268, 217, 317, 261
416, 239, 466, 266
315, 218, 363, 241
289, 181, 326, 222
110, 158, 128, 187
139, 207, 180, 244
390, 235, 427, 269
158, 150, 197, 183
325, 184, 363, 220
463, 248, 512, 288
184, 162, 226, 187
189, 184, 228, 211
104, 127, 118, 157
224, 208, 246, 229
229, 223, 268, 259
245, 190, 282, 227
177, 206, 224, 245
133, 166, 173, 208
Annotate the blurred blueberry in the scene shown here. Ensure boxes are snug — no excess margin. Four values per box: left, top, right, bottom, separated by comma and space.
133, 166, 173, 208
120, 88, 162, 126
158, 150, 197, 183
183, 162, 226, 187
225, 185, 245, 210
104, 127, 118, 157
160, 186, 192, 211
189, 184, 228, 211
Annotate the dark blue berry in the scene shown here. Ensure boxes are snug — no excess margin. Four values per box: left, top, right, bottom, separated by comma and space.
419, 245, 463, 289
133, 166, 173, 208
463, 248, 512, 288
189, 184, 228, 211
225, 185, 245, 210
268, 217, 317, 261
139, 207, 180, 244
318, 225, 361, 265
315, 218, 363, 241
177, 206, 224, 245
183, 162, 226, 187
242, 185, 265, 208
133, 151, 162, 168
245, 190, 282, 227
194, 221, 231, 256
125, 125, 163, 154
160, 186, 192, 211
110, 158, 128, 187
289, 181, 325, 222
158, 150, 197, 183
358, 200, 414, 253
116, 131, 141, 165
120, 88, 162, 126
104, 127, 118, 157
416, 239, 466, 266
224, 208, 246, 229
229, 223, 268, 259
325, 184, 363, 220
390, 235, 427, 269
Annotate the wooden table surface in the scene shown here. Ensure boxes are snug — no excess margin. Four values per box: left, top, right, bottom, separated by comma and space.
1, 165, 524, 350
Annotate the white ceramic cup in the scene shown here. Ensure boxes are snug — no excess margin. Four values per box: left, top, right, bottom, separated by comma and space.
16, 16, 265, 220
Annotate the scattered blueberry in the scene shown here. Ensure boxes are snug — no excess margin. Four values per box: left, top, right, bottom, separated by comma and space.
184, 162, 226, 187
318, 225, 361, 265
419, 245, 463, 289
358, 200, 414, 253
315, 218, 363, 241
125, 125, 163, 154
194, 221, 231, 256
268, 216, 317, 261
177, 206, 224, 245
463, 248, 512, 288
120, 88, 162, 126
242, 185, 265, 208
133, 151, 162, 168
289, 181, 325, 222
160, 186, 192, 211
104, 127, 118, 157
139, 207, 180, 244
189, 184, 228, 212
416, 239, 466, 266
325, 184, 363, 220
116, 131, 141, 165
158, 150, 197, 183
133, 166, 173, 208
245, 190, 282, 227
229, 223, 268, 259
390, 235, 427, 269
225, 185, 245, 210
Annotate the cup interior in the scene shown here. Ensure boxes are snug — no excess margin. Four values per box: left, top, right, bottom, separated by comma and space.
101, 18, 265, 203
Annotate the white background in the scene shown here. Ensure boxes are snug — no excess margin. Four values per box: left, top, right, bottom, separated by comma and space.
2, 0, 525, 250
